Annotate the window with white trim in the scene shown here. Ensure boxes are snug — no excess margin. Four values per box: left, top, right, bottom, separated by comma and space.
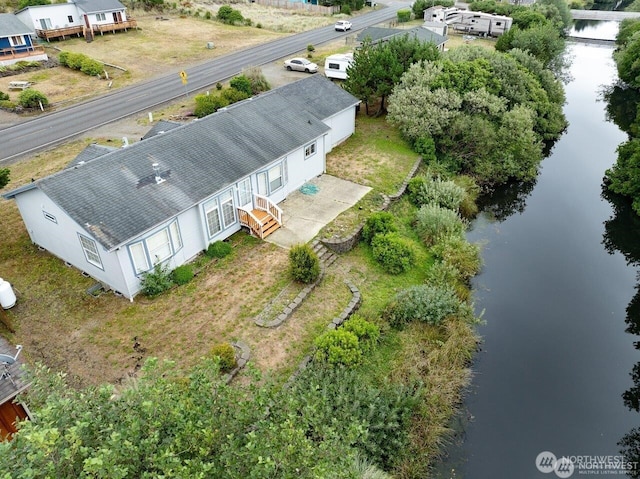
268, 164, 283, 192
147, 228, 172, 264
96, 13, 106, 21
127, 221, 182, 274
220, 190, 236, 228
79, 234, 103, 269
205, 200, 221, 237
169, 221, 182, 251
237, 177, 252, 206
305, 142, 316, 159
39, 18, 52, 29
9, 36, 25, 47
203, 189, 237, 238
129, 241, 149, 274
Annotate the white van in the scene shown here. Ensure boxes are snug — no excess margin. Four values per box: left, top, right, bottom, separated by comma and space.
324, 53, 354, 80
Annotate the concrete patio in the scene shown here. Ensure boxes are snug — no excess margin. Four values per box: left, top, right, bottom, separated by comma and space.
266, 174, 371, 249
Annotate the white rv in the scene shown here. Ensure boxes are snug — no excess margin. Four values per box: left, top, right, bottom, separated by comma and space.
324, 53, 354, 80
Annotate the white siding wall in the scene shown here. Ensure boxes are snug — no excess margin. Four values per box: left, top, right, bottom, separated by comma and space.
322, 107, 357, 152
13, 188, 129, 296
17, 4, 82, 30
285, 135, 326, 194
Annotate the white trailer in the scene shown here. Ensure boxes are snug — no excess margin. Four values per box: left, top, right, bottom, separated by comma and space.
324, 53, 354, 80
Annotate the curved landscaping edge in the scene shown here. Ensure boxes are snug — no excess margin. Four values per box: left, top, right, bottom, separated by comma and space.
321, 156, 423, 254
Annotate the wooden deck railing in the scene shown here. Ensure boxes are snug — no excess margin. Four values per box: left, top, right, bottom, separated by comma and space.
36, 25, 84, 41
93, 19, 138, 35
254, 194, 282, 225
0, 45, 46, 59
238, 208, 268, 239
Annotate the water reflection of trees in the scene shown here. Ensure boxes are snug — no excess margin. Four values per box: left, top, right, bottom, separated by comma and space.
603, 186, 640, 476
602, 84, 640, 136
476, 179, 537, 222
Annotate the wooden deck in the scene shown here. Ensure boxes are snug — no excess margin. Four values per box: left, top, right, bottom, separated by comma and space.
36, 19, 137, 41
0, 45, 46, 61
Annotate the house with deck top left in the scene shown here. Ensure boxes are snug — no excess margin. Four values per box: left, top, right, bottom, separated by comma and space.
2, 75, 360, 300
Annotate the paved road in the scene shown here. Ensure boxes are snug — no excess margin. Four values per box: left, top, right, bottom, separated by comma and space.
0, 2, 408, 164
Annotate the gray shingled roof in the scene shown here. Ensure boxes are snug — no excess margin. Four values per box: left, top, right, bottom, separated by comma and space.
356, 26, 447, 47
141, 120, 183, 140
74, 0, 126, 14
33, 76, 354, 250
66, 143, 117, 168
0, 14, 32, 37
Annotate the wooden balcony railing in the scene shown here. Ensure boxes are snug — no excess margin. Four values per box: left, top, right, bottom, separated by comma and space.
36, 25, 84, 41
254, 194, 282, 225
0, 45, 46, 59
93, 19, 138, 35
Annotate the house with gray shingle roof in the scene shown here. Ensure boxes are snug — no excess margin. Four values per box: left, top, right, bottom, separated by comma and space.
356, 25, 447, 51
3, 75, 360, 300
0, 13, 48, 66
15, 0, 135, 42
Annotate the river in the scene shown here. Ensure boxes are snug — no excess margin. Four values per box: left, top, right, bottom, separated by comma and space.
432, 23, 640, 478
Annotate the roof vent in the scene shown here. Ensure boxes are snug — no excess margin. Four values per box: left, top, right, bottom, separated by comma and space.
122, 137, 129, 147
152, 163, 165, 184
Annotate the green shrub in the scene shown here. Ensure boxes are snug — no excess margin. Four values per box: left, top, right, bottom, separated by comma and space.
314, 329, 362, 366
206, 240, 232, 258
0, 91, 9, 101
139, 263, 174, 297
17, 89, 48, 109
383, 284, 461, 329
371, 232, 416, 275
216, 82, 223, 90
80, 57, 104, 76
397, 8, 411, 22
242, 66, 271, 94
288, 244, 321, 284
432, 236, 482, 281
415, 204, 466, 246
414, 135, 437, 162
204, 10, 212, 19
341, 4, 352, 14
0, 168, 10, 189
208, 342, 237, 372
342, 314, 380, 352
58, 50, 70, 67
221, 87, 250, 104
455, 175, 480, 219
194, 93, 229, 118
243, 17, 252, 26
217, 5, 243, 24
307, 44, 315, 53
407, 176, 466, 211
0, 100, 16, 110
171, 264, 194, 285
256, 22, 262, 28
229, 74, 252, 96
66, 52, 86, 70
362, 211, 397, 244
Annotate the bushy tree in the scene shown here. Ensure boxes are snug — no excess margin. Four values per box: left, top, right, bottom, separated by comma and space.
383, 284, 462, 329
362, 211, 397, 244
315, 329, 363, 366
217, 5, 244, 25
18, 0, 49, 9
407, 176, 466, 210
17, 89, 48, 109
342, 314, 380, 352
230, 74, 252, 96
431, 235, 482, 281
206, 240, 233, 258
194, 93, 229, 118
139, 262, 173, 296
344, 35, 440, 115
208, 342, 237, 372
242, 66, 271, 94
288, 243, 320, 283
414, 204, 466, 246
171, 264, 194, 285
371, 232, 417, 274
